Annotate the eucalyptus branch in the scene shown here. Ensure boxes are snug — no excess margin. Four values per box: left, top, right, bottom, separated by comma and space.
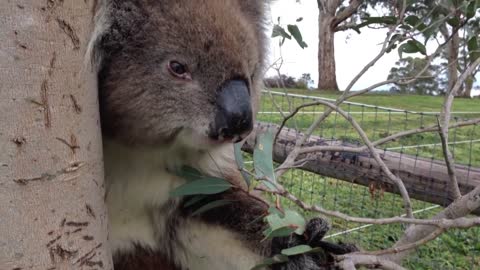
331, 0, 364, 30
364, 228, 445, 256
255, 185, 480, 229
336, 254, 407, 270
276, 24, 399, 179
274, 98, 414, 218
438, 56, 480, 200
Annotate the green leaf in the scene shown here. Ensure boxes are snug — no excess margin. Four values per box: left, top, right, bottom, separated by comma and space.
183, 195, 207, 208
176, 166, 204, 181
272, 25, 291, 39
234, 141, 251, 187
170, 178, 232, 197
268, 207, 285, 218
253, 130, 276, 189
467, 36, 480, 61
191, 200, 232, 216
364, 16, 397, 25
398, 40, 426, 58
404, 15, 427, 31
265, 210, 306, 235
251, 255, 289, 270
447, 16, 461, 27
263, 226, 297, 239
281, 245, 313, 256
405, 15, 420, 26
466, 1, 477, 19
287, 24, 308, 49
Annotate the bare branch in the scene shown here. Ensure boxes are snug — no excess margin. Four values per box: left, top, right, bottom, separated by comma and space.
274, 99, 414, 218
365, 228, 444, 256
438, 57, 480, 200
336, 254, 407, 270
255, 185, 480, 228
331, 0, 364, 30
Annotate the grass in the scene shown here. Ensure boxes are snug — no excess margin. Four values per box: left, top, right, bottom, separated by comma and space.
251, 89, 480, 269
278, 88, 480, 113
259, 89, 480, 167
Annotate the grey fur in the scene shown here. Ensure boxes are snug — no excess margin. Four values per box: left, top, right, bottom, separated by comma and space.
90, 1, 353, 269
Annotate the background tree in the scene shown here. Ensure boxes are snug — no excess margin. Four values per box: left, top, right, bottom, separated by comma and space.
0, 1, 112, 269
387, 56, 447, 95
315, 0, 398, 91
395, 0, 480, 97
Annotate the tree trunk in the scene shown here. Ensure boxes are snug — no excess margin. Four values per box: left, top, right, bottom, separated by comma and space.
441, 25, 460, 96
462, 75, 473, 98
0, 1, 112, 269
318, 11, 339, 91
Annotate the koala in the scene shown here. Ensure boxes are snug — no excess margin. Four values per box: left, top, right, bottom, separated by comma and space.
88, 0, 356, 269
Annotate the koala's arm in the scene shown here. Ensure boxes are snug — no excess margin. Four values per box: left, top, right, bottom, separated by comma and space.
183, 189, 354, 270
183, 188, 271, 253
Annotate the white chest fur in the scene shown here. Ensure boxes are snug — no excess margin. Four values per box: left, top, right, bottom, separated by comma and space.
103, 140, 187, 254
104, 140, 262, 269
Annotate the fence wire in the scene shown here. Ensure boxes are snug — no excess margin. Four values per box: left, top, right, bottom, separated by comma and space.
253, 90, 480, 270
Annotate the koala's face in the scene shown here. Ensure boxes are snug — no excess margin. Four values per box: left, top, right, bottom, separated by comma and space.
98, 0, 265, 149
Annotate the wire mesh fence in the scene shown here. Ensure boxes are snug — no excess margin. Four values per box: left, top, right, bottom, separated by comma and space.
251, 90, 480, 269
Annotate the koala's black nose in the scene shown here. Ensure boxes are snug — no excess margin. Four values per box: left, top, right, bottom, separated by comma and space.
211, 80, 253, 142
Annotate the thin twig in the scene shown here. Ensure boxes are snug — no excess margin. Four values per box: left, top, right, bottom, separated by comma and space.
254, 185, 480, 229
274, 99, 414, 217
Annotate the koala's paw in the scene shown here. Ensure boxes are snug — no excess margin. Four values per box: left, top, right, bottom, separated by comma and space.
305, 217, 330, 244
270, 218, 331, 270
270, 217, 358, 270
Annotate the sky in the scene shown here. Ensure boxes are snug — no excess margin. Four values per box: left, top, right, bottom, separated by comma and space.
267, 1, 480, 96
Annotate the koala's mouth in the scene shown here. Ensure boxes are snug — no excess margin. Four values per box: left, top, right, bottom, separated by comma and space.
209, 129, 251, 144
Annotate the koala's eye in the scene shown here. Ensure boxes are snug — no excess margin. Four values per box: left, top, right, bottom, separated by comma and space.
168, 61, 191, 80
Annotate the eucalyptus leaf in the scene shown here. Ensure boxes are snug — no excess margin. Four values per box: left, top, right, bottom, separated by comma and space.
253, 130, 276, 188
170, 178, 232, 197
466, 1, 477, 19
251, 255, 289, 270
398, 40, 426, 58
265, 210, 306, 235
183, 195, 207, 208
272, 25, 291, 39
191, 200, 232, 216
287, 24, 308, 49
447, 17, 460, 27
234, 141, 251, 187
176, 166, 204, 181
281, 245, 313, 256
404, 15, 421, 27
268, 207, 285, 218
468, 36, 480, 61
364, 16, 397, 25
263, 226, 297, 239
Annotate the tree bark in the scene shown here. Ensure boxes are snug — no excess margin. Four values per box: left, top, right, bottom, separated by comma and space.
441, 25, 460, 96
383, 184, 480, 263
318, 5, 339, 91
0, 1, 112, 269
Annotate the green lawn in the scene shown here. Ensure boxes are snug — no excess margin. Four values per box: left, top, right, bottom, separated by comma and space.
259, 89, 480, 167
252, 89, 480, 269
276, 88, 480, 112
